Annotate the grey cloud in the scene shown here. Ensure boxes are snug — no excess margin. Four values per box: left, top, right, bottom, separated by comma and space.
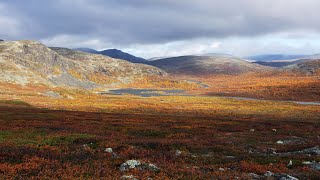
1, 0, 320, 47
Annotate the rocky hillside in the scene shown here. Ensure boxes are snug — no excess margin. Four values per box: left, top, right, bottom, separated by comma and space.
284, 59, 320, 75
0, 40, 165, 89
147, 55, 271, 76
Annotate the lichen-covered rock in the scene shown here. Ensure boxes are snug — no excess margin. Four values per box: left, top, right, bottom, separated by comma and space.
264, 171, 274, 177
276, 174, 299, 180
175, 150, 182, 156
248, 173, 260, 179
105, 148, 113, 153
120, 175, 139, 180
119, 160, 160, 172
147, 163, 160, 172
120, 160, 142, 171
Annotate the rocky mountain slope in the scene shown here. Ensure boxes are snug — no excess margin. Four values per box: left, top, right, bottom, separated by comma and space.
284, 59, 320, 75
0, 40, 165, 89
75, 48, 147, 64
147, 55, 271, 76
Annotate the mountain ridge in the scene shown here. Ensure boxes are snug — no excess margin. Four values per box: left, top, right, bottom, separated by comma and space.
0, 40, 165, 89
147, 55, 272, 76
75, 48, 147, 64
245, 54, 308, 62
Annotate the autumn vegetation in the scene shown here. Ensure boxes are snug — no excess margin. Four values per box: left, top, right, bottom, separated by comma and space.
0, 73, 320, 179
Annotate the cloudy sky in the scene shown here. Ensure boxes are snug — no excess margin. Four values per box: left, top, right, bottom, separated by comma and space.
1, 0, 320, 58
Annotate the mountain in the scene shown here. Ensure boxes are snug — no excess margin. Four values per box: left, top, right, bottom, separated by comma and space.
300, 54, 320, 60
254, 54, 320, 67
74, 48, 99, 54
284, 59, 320, 75
148, 57, 172, 61
246, 54, 307, 62
0, 39, 3, 41
147, 55, 271, 76
75, 48, 147, 64
254, 61, 296, 67
199, 53, 235, 58
0, 40, 165, 89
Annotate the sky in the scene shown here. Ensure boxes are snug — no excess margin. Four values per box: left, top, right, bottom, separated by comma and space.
1, 0, 320, 58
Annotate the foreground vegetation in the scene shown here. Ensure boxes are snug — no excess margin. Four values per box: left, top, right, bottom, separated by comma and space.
0, 74, 319, 179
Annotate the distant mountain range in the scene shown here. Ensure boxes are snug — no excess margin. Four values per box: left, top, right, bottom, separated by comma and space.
147, 55, 271, 76
75, 48, 147, 64
1, 40, 319, 86
251, 54, 320, 67
245, 54, 308, 62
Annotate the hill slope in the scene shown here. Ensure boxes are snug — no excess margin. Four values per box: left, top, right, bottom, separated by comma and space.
254, 61, 296, 67
75, 48, 147, 64
0, 40, 165, 89
147, 55, 271, 76
284, 59, 320, 75
254, 54, 320, 68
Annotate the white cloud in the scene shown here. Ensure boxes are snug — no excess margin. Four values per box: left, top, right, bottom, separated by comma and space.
41, 34, 112, 49
3, 0, 320, 58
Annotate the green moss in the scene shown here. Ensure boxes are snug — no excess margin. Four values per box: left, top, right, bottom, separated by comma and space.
0, 131, 13, 143
0, 129, 95, 146
0, 100, 31, 106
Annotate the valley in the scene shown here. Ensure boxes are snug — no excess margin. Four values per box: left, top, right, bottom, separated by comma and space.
0, 40, 320, 179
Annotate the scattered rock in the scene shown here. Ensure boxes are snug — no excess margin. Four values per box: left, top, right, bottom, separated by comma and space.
287, 160, 293, 167
278, 146, 320, 156
248, 148, 258, 154
264, 171, 274, 177
219, 168, 225, 171
276, 137, 305, 145
302, 161, 312, 165
276, 174, 299, 180
301, 146, 320, 155
120, 160, 141, 171
277, 140, 284, 144
266, 148, 277, 154
148, 163, 160, 172
265, 172, 298, 180
82, 144, 91, 151
310, 162, 320, 170
175, 150, 182, 156
105, 148, 113, 153
225, 156, 236, 159
301, 161, 320, 170
121, 175, 139, 180
119, 160, 160, 172
248, 173, 260, 179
